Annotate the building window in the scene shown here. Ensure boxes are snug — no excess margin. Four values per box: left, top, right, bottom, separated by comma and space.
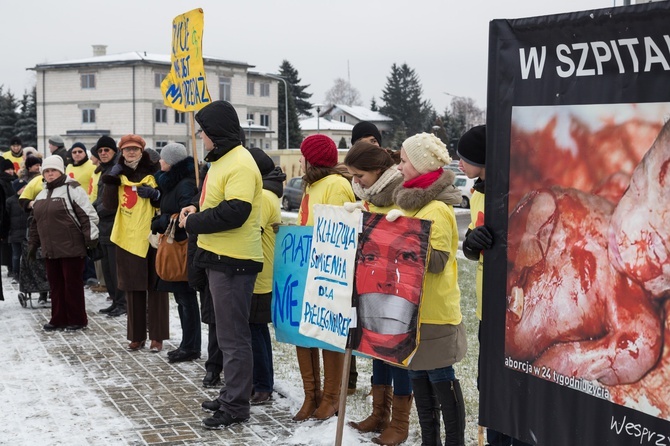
81, 73, 96, 89
175, 110, 186, 124
339, 115, 346, 123
260, 114, 270, 127
155, 141, 168, 148
246, 113, 254, 123
82, 109, 96, 123
219, 77, 231, 101
247, 81, 255, 96
260, 83, 270, 97
155, 73, 167, 87
155, 107, 167, 123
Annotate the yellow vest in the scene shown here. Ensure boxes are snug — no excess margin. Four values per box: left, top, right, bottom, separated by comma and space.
66, 160, 96, 197
469, 190, 485, 320
197, 146, 263, 262
110, 175, 158, 258
3, 151, 23, 173
254, 189, 282, 294
297, 174, 355, 226
405, 200, 462, 326
89, 170, 101, 203
19, 175, 44, 201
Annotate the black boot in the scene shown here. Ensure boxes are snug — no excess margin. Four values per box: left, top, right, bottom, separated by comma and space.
99, 303, 116, 314
433, 379, 466, 446
411, 376, 443, 446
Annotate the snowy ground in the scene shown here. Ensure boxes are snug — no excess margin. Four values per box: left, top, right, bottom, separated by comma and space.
0, 247, 482, 445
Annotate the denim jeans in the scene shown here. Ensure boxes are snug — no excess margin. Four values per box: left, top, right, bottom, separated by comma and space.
407, 365, 456, 383
372, 359, 412, 395
250, 322, 274, 393
11, 242, 22, 278
174, 289, 201, 352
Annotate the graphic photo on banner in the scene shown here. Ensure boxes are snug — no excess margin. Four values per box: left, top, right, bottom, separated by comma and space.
299, 205, 360, 350
160, 8, 211, 111
505, 102, 670, 420
272, 225, 345, 351
350, 212, 431, 366
484, 3, 670, 444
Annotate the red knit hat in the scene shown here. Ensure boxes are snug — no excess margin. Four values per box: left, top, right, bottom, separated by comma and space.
300, 134, 338, 167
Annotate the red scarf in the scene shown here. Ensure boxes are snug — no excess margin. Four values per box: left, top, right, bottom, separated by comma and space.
402, 169, 443, 189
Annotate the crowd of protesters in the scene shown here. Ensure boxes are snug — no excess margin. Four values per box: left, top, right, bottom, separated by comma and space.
0, 100, 499, 446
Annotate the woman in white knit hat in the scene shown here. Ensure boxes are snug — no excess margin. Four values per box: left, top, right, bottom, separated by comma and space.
390, 132, 467, 446
27, 155, 99, 331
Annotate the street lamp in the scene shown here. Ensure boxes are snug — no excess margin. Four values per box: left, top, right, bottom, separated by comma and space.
247, 119, 253, 147
314, 103, 323, 134
262, 73, 289, 149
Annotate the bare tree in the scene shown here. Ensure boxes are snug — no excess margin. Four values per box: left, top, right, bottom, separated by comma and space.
449, 96, 485, 131
324, 78, 362, 106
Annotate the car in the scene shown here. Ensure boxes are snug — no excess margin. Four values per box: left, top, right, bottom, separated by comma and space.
443, 162, 462, 175
454, 175, 476, 208
282, 177, 303, 211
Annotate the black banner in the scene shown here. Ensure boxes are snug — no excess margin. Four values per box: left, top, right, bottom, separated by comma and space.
484, 2, 670, 445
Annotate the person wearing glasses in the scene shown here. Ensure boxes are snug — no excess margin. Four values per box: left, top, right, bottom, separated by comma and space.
92, 136, 127, 317
65, 143, 95, 198
101, 134, 169, 352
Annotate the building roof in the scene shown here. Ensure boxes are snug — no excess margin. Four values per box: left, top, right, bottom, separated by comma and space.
31, 51, 253, 71
321, 104, 392, 122
299, 117, 355, 132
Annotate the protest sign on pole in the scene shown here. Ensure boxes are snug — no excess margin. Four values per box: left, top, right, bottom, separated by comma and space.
161, 8, 211, 184
484, 2, 670, 444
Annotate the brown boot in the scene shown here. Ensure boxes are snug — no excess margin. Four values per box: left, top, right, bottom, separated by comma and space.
292, 347, 321, 422
348, 385, 392, 433
372, 394, 413, 446
311, 349, 344, 420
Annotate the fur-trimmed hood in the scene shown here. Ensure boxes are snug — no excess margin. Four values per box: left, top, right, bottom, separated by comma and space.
155, 157, 195, 192
393, 169, 461, 212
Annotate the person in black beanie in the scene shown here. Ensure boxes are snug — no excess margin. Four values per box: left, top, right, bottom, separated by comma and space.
91, 135, 127, 317
351, 121, 383, 147
458, 124, 531, 446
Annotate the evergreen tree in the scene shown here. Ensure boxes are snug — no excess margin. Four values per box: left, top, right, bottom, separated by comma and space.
0, 86, 19, 150
279, 60, 313, 117
15, 87, 37, 149
277, 79, 303, 149
380, 63, 434, 142
370, 97, 378, 112
338, 137, 348, 149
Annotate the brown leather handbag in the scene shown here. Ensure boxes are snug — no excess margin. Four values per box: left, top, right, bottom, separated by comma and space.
155, 214, 188, 282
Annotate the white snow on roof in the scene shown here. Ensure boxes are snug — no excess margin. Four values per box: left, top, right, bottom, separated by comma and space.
328, 104, 392, 122
299, 117, 354, 132
34, 52, 249, 68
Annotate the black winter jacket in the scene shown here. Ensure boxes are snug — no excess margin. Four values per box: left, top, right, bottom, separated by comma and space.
92, 153, 120, 242
6, 195, 28, 243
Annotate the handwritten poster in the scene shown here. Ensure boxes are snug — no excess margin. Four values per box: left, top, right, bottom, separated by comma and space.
272, 225, 344, 351
298, 205, 360, 349
161, 8, 211, 111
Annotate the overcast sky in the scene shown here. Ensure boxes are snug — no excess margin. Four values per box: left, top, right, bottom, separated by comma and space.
1, 0, 620, 114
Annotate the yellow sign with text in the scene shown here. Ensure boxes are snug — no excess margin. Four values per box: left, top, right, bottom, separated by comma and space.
161, 8, 211, 112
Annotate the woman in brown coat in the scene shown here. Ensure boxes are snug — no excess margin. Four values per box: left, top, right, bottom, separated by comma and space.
101, 134, 169, 352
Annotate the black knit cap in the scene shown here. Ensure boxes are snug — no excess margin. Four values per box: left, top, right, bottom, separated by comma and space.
457, 125, 486, 167
96, 135, 118, 152
1, 158, 14, 171
70, 142, 87, 152
351, 121, 382, 146
10, 136, 21, 146
25, 156, 42, 169
248, 147, 275, 176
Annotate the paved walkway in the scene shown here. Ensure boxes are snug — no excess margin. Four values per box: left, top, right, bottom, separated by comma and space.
0, 271, 303, 446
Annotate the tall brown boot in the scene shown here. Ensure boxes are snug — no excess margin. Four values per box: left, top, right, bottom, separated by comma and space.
372, 394, 413, 446
311, 349, 344, 420
348, 385, 393, 433
292, 347, 321, 421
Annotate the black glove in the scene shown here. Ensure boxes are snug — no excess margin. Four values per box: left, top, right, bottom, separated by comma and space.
137, 186, 160, 200
462, 226, 493, 260
86, 239, 99, 249
27, 245, 38, 262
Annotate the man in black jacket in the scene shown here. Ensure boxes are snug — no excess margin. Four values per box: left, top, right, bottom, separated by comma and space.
92, 136, 126, 317
180, 100, 263, 429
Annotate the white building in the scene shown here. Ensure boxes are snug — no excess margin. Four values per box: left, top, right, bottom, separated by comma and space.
319, 104, 393, 146
299, 116, 355, 148
30, 45, 279, 158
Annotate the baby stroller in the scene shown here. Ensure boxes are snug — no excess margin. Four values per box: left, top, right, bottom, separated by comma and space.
17, 240, 50, 309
